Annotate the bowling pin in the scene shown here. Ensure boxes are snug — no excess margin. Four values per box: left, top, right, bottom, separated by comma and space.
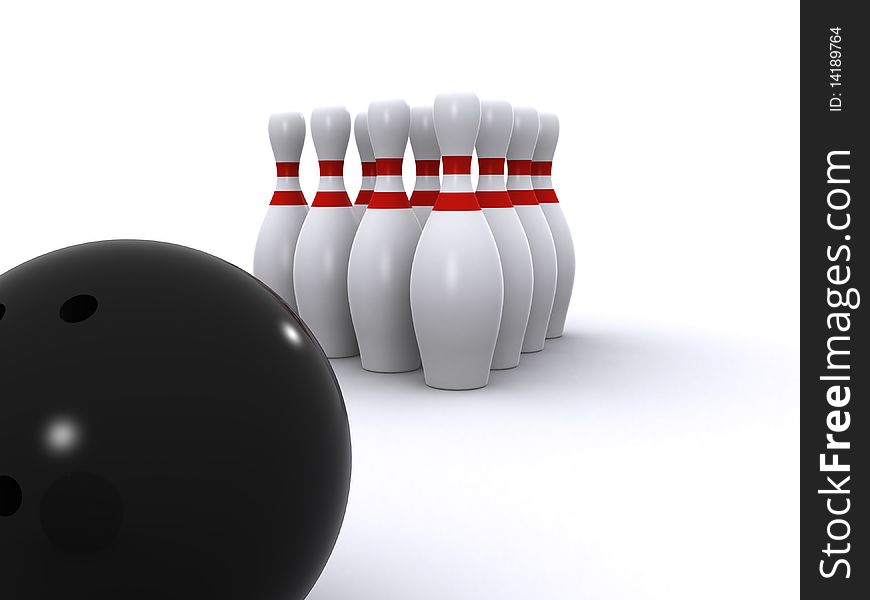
293, 106, 359, 358
533, 113, 575, 339
409, 106, 441, 226
348, 100, 422, 373
475, 101, 534, 370
410, 93, 504, 390
353, 113, 375, 221
507, 107, 557, 353
253, 112, 309, 311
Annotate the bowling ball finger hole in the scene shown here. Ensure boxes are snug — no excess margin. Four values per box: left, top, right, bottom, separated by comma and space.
0, 475, 23, 517
59, 294, 98, 323
0, 302, 6, 320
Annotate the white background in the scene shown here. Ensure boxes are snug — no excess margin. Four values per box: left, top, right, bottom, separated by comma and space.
0, 1, 799, 598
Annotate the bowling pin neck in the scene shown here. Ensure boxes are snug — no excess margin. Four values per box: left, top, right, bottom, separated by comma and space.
506, 159, 539, 206
531, 160, 558, 204
475, 157, 512, 208
476, 158, 506, 192
312, 160, 351, 207
270, 161, 307, 206
507, 160, 534, 189
443, 155, 472, 173
415, 159, 440, 180
373, 158, 405, 192
368, 157, 410, 209
318, 160, 346, 189
409, 160, 439, 207
432, 155, 480, 211
441, 156, 473, 193
361, 162, 377, 190
531, 161, 553, 189
355, 161, 376, 206
355, 188, 373, 206
353, 162, 374, 206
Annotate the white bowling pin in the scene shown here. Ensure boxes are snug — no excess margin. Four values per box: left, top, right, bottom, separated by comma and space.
409, 106, 441, 226
410, 93, 504, 390
253, 112, 309, 311
353, 112, 375, 221
293, 106, 359, 358
348, 100, 422, 373
533, 113, 575, 339
475, 101, 534, 370
507, 107, 557, 353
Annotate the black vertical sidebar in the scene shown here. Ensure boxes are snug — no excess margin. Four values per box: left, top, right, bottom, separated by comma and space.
801, 2, 868, 598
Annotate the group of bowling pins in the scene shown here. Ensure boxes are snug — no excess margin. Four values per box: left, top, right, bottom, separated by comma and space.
254, 93, 574, 390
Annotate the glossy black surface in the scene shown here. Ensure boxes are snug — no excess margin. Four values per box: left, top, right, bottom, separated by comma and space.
0, 240, 351, 599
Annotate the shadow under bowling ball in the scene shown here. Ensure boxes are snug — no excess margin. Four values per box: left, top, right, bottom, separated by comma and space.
0, 240, 352, 600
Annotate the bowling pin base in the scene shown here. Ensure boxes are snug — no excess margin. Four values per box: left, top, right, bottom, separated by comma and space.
361, 361, 420, 374
308, 337, 359, 360
491, 363, 519, 371
423, 376, 490, 391
327, 350, 360, 359
545, 309, 569, 340
521, 345, 544, 354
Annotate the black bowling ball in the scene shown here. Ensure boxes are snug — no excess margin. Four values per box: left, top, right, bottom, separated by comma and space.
0, 240, 351, 599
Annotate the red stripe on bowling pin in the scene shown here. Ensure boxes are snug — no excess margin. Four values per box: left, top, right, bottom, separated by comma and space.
415, 159, 440, 176
507, 160, 533, 176
478, 158, 505, 175
355, 187, 373, 206
270, 190, 307, 205
534, 189, 559, 203
531, 161, 552, 176
410, 189, 439, 206
276, 162, 300, 177
375, 158, 403, 176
